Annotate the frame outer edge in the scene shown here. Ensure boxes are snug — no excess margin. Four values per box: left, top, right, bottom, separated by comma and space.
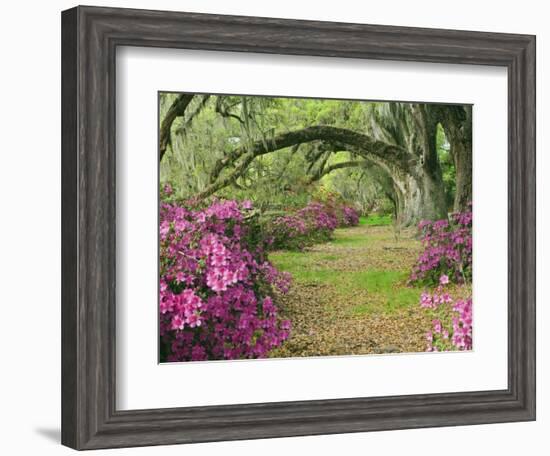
61, 6, 80, 450
508, 35, 536, 419
522, 35, 536, 419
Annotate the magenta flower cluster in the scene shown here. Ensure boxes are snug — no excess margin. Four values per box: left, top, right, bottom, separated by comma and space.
410, 204, 472, 285
267, 201, 360, 250
159, 197, 292, 362
298, 201, 340, 231
341, 205, 360, 226
422, 275, 473, 352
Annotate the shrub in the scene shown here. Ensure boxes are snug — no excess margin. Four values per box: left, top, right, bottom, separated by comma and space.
421, 275, 472, 352
297, 201, 339, 234
340, 205, 360, 227
410, 204, 472, 286
265, 213, 310, 250
311, 189, 361, 228
265, 200, 359, 251
159, 196, 291, 362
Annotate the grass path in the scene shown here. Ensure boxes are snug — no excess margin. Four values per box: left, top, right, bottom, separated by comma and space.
268, 219, 433, 358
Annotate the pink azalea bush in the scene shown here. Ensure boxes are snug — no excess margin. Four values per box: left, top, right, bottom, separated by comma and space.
159, 195, 292, 362
299, 201, 340, 231
421, 275, 473, 352
410, 203, 472, 286
340, 205, 360, 227
266, 201, 360, 250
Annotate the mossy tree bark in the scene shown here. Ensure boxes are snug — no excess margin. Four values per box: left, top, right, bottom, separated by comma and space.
438, 105, 473, 212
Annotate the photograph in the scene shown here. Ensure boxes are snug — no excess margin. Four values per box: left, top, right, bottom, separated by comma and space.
158, 93, 473, 363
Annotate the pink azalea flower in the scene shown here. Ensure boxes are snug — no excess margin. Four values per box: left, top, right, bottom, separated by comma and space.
433, 319, 442, 334
171, 315, 185, 330
163, 183, 173, 195
159, 198, 292, 362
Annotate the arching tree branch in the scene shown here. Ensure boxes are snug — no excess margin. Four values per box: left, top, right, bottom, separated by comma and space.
210, 125, 413, 183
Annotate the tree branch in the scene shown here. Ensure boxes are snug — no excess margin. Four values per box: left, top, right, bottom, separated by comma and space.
196, 153, 256, 199
215, 97, 245, 124
159, 94, 194, 161
175, 95, 210, 136
210, 125, 412, 183
308, 160, 369, 183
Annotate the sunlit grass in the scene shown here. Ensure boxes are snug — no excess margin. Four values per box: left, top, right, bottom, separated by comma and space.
348, 270, 406, 290
349, 285, 422, 315
330, 228, 389, 247
270, 244, 422, 316
360, 214, 393, 226
330, 235, 369, 247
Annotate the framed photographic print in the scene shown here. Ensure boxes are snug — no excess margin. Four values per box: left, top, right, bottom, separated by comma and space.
61, 5, 536, 450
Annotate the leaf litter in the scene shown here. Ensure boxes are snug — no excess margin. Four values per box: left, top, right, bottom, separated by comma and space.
268, 224, 438, 358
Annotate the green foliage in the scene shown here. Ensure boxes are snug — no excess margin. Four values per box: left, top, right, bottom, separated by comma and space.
361, 214, 393, 226
159, 93, 400, 211
436, 123, 456, 209
159, 93, 467, 225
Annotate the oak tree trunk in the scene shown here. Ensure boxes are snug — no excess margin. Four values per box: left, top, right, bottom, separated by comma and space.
438, 105, 472, 212
391, 172, 447, 226
451, 138, 472, 212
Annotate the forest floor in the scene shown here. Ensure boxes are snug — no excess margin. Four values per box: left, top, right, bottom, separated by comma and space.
268, 218, 433, 358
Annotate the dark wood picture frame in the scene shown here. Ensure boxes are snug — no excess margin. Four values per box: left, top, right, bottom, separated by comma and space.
61, 5, 536, 450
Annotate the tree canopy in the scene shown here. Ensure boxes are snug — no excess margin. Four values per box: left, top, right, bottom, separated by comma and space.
159, 93, 472, 224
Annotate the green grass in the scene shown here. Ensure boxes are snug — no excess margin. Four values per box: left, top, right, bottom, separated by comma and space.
330, 228, 389, 248
360, 214, 393, 226
344, 270, 422, 315
350, 284, 422, 315
269, 222, 422, 316
270, 248, 421, 315
330, 234, 369, 247
347, 270, 406, 290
